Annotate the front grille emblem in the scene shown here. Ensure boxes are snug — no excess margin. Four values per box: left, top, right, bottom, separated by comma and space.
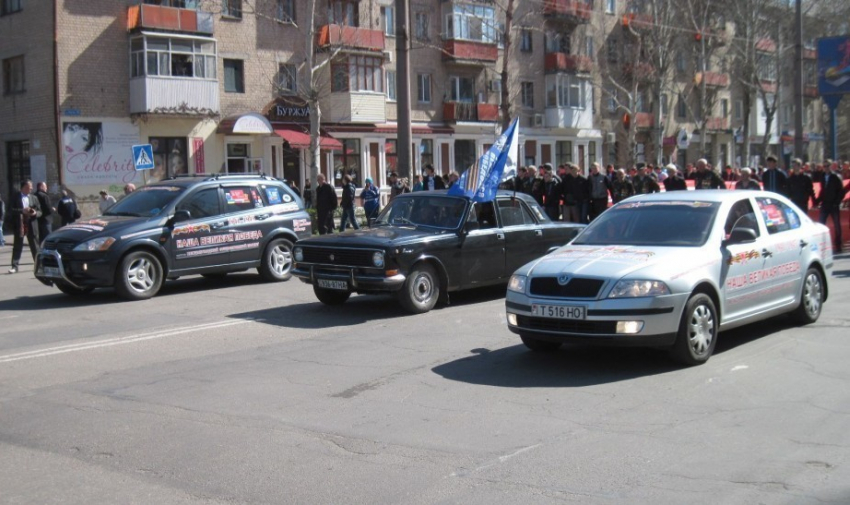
329, 254, 335, 262
557, 274, 571, 286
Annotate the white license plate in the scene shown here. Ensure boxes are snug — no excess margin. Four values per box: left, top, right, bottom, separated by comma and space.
531, 304, 586, 319
41, 266, 61, 278
317, 279, 348, 290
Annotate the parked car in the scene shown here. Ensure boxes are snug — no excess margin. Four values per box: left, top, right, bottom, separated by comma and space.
292, 190, 584, 313
36, 175, 311, 300
505, 190, 833, 365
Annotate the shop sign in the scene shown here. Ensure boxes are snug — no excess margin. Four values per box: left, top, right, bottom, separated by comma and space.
265, 96, 311, 123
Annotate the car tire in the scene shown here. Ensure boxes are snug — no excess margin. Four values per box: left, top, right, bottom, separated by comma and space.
56, 282, 94, 296
792, 267, 823, 325
313, 285, 351, 305
396, 263, 440, 314
520, 334, 561, 352
259, 238, 293, 282
114, 250, 164, 301
670, 293, 718, 366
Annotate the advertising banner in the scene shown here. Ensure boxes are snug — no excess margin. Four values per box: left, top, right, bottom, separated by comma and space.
817, 36, 850, 96
62, 120, 142, 186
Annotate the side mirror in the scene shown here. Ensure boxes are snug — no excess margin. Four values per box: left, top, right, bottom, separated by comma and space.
724, 227, 757, 245
169, 209, 192, 226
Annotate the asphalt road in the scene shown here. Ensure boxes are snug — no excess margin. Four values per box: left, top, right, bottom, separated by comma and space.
1, 241, 849, 504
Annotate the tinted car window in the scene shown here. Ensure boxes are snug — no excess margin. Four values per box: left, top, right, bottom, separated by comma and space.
497, 199, 535, 227
574, 200, 720, 246
756, 197, 801, 234
176, 188, 220, 219
103, 186, 186, 217
468, 202, 498, 229
376, 195, 467, 229
223, 186, 258, 213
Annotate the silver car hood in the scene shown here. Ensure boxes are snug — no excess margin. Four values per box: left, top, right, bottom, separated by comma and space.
527, 244, 697, 279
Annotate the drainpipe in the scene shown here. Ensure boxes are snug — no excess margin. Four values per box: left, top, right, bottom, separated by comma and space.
53, 0, 63, 188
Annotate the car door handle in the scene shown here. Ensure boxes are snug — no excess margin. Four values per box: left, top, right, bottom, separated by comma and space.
496, 232, 505, 240
534, 229, 543, 237
256, 213, 271, 221
762, 248, 773, 258
799, 239, 809, 248
212, 221, 227, 229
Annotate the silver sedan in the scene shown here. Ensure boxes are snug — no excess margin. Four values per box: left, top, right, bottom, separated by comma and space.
505, 190, 834, 365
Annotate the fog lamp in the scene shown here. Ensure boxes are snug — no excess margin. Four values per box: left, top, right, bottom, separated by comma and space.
507, 313, 518, 326
616, 321, 644, 334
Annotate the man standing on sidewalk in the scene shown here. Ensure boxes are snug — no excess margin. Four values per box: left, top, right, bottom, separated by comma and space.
7, 180, 42, 274
815, 161, 846, 254
315, 173, 337, 235
34, 182, 54, 241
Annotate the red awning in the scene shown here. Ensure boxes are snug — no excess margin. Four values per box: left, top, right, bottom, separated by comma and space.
274, 125, 342, 150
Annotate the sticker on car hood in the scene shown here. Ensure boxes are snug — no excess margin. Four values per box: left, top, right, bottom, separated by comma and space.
549, 245, 656, 262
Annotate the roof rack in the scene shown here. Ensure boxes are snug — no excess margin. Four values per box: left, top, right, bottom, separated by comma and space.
165, 173, 278, 182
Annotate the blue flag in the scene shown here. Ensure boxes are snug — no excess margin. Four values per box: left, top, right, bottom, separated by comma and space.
448, 118, 519, 202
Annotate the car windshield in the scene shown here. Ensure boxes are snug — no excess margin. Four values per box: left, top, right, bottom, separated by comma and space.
103, 186, 186, 218
375, 195, 468, 229
573, 200, 720, 247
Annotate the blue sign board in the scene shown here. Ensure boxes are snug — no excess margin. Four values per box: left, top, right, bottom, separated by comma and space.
132, 144, 155, 171
817, 36, 850, 96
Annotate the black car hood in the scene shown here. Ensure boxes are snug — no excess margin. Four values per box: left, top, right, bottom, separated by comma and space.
300, 226, 456, 248
45, 215, 166, 243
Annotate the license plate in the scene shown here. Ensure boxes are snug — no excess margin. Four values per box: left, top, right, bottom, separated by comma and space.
41, 266, 61, 278
531, 304, 586, 319
317, 279, 348, 290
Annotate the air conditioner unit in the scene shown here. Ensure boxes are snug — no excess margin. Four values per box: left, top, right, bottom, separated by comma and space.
489, 79, 501, 92
533, 114, 544, 128
382, 50, 393, 62
606, 132, 616, 143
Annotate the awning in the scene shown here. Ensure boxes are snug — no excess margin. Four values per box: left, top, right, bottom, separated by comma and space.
274, 124, 342, 150
217, 113, 274, 134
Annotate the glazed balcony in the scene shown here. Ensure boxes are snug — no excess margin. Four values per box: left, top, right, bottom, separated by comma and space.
130, 76, 219, 115
443, 102, 499, 122
705, 117, 728, 131
544, 53, 593, 74
323, 91, 386, 123
442, 40, 498, 64
702, 71, 729, 88
317, 24, 385, 53
127, 4, 213, 35
543, 0, 592, 24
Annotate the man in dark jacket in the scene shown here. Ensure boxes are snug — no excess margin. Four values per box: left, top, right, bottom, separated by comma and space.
57, 190, 79, 226
315, 173, 338, 235
421, 164, 445, 191
338, 174, 360, 232
663, 165, 687, 191
7, 180, 42, 274
693, 159, 725, 189
815, 161, 846, 253
761, 155, 788, 196
568, 164, 589, 223
611, 169, 635, 204
541, 170, 562, 221
588, 163, 612, 221
34, 181, 54, 241
787, 159, 815, 213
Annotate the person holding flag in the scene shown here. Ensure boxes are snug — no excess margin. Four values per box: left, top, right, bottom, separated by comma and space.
448, 118, 519, 203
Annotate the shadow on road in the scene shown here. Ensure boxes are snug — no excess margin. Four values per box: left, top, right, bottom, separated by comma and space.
431, 316, 796, 388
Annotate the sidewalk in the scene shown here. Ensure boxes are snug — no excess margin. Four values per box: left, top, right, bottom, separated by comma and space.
0, 233, 39, 275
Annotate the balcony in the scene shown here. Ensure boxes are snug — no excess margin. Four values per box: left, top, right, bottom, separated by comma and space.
622, 62, 655, 82
544, 106, 593, 130
702, 71, 729, 88
543, 0, 592, 24
804, 85, 818, 98
317, 24, 385, 53
130, 77, 219, 115
443, 102, 499, 122
622, 12, 653, 32
544, 53, 593, 74
127, 4, 213, 35
442, 40, 499, 65
634, 112, 654, 129
704, 117, 728, 131
324, 91, 386, 123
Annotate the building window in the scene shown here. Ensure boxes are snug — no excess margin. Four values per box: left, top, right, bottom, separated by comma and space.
588, 141, 597, 167
329, 0, 358, 26
224, 59, 244, 93
448, 76, 474, 102
383, 139, 397, 178
420, 139, 433, 172
545, 75, 586, 109
130, 36, 216, 80
414, 11, 430, 41
545, 32, 571, 54
275, 63, 297, 95
756, 52, 776, 81
150, 137, 188, 180
417, 73, 431, 103
226, 142, 251, 173
676, 52, 686, 72
556, 140, 573, 165
607, 40, 618, 63
444, 4, 497, 43
276, 0, 294, 23
734, 99, 743, 120
332, 139, 362, 187
520, 30, 533, 52
331, 56, 383, 92
5, 140, 30, 193
585, 36, 594, 57
605, 0, 616, 14
521, 82, 534, 108
677, 94, 687, 118
721, 98, 729, 118
1, 0, 22, 15
222, 0, 242, 19
381, 5, 395, 36
2, 55, 24, 94
386, 70, 397, 101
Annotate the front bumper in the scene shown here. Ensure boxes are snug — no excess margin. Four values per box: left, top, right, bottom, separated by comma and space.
505, 291, 689, 347
292, 264, 406, 291
35, 249, 115, 289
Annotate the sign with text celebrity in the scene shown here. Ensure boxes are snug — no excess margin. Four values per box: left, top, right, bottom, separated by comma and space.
62, 120, 142, 186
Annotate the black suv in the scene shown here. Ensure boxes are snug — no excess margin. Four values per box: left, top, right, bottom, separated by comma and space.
36, 175, 311, 300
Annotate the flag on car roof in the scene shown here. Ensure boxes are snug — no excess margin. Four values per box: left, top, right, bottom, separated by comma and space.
448, 118, 519, 202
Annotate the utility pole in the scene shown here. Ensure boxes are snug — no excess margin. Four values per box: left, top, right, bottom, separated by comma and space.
395, 0, 412, 180
793, 0, 804, 160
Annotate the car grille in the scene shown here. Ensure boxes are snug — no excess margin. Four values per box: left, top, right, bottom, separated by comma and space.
42, 238, 77, 255
302, 247, 375, 267
516, 315, 617, 335
529, 277, 604, 298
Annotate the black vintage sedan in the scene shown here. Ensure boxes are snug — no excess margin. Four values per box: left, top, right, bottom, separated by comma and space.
292, 190, 584, 313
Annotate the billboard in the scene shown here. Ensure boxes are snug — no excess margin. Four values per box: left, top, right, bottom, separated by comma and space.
62, 120, 143, 186
817, 36, 850, 96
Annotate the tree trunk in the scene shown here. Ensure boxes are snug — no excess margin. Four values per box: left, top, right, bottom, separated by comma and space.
499, 0, 515, 130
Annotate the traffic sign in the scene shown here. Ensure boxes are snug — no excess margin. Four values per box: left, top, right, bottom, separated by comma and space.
132, 144, 155, 171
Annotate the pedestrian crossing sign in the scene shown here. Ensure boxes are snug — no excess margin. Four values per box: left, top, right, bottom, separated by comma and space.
132, 144, 155, 171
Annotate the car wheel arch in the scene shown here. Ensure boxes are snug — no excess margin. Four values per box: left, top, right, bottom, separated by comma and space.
690, 281, 722, 323
807, 261, 828, 302
412, 255, 450, 302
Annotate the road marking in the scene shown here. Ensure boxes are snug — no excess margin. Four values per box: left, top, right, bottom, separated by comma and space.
0, 320, 251, 364
0, 315, 19, 321
730, 365, 749, 372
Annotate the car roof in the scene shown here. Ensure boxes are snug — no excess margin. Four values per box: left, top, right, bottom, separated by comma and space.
623, 190, 784, 204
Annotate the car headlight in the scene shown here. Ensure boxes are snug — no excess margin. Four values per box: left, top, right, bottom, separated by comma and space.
608, 280, 670, 298
293, 247, 303, 262
372, 251, 385, 268
508, 274, 527, 293
72, 237, 116, 252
